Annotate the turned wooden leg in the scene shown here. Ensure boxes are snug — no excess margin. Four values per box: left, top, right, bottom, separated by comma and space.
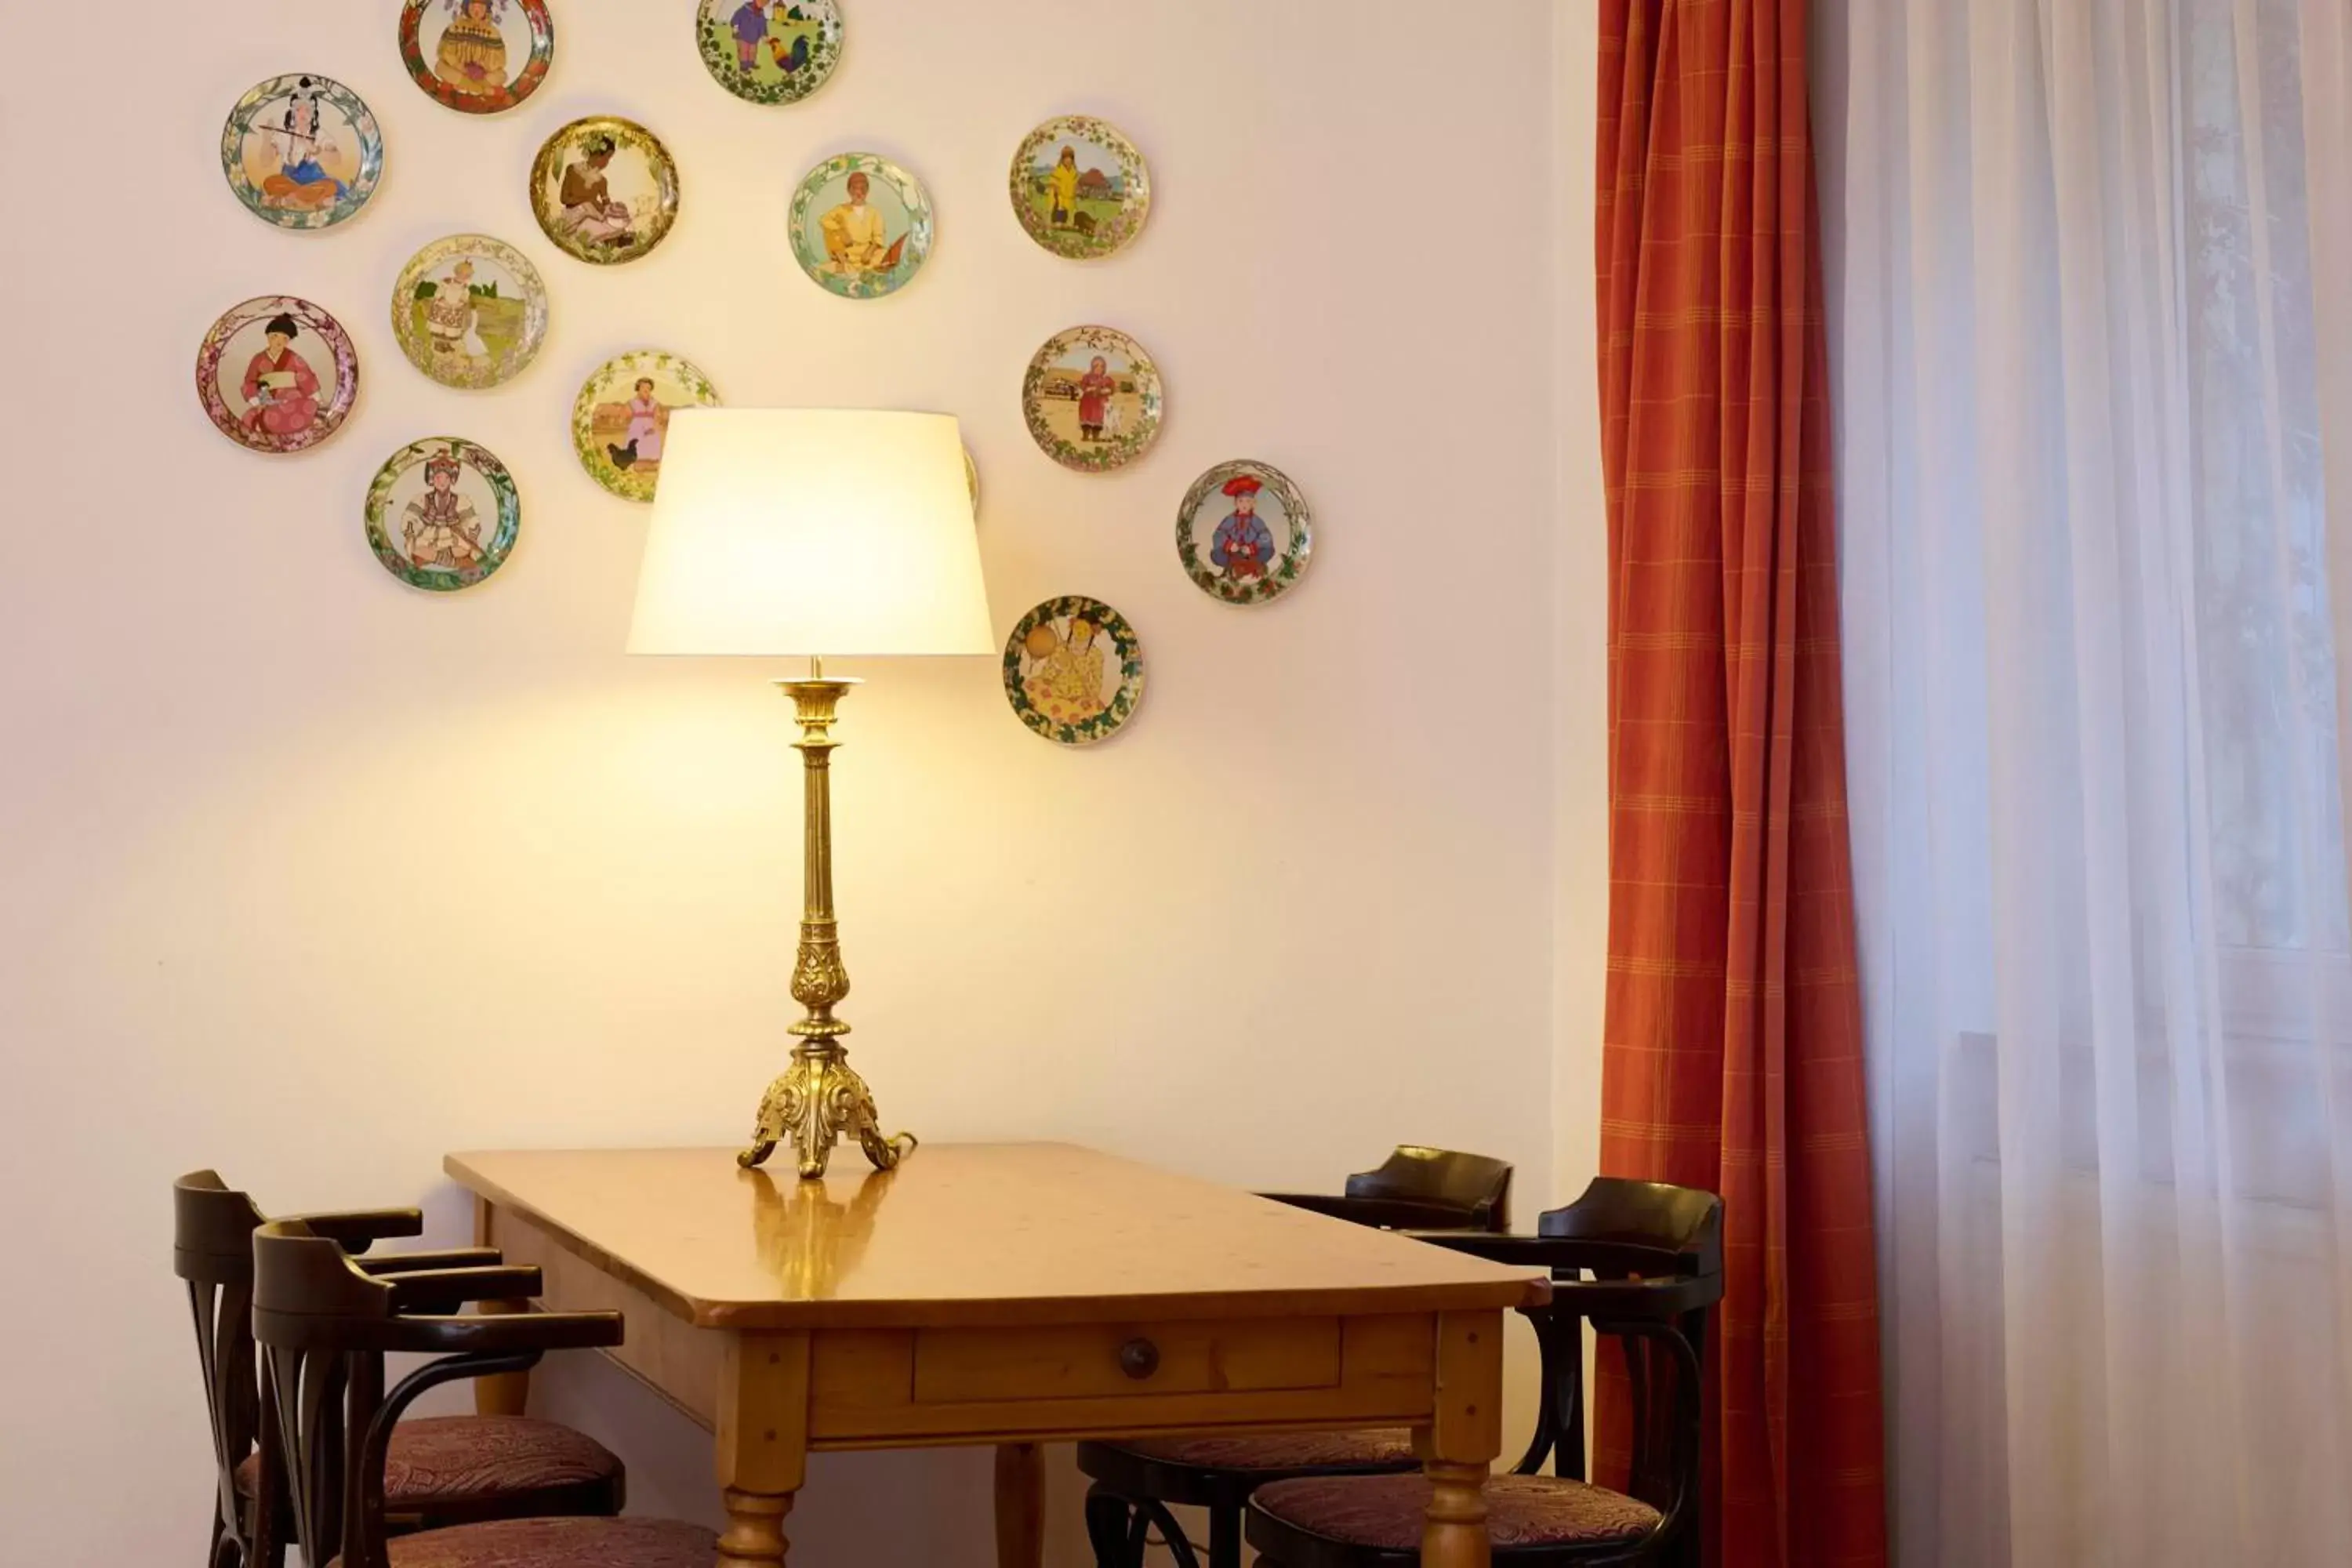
993, 1443, 1046, 1568
1416, 1309, 1504, 1568
719, 1489, 795, 1567
717, 1330, 811, 1566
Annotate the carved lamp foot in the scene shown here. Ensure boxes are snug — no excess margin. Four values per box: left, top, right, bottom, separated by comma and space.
739, 1045, 915, 1179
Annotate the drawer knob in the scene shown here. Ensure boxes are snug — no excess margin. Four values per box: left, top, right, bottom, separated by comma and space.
1118, 1338, 1161, 1380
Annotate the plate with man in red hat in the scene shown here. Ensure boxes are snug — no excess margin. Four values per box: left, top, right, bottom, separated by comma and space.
1176, 460, 1314, 606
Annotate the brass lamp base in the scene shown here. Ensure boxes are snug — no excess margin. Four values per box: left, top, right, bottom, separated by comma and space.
741, 1043, 913, 1180
737, 669, 916, 1181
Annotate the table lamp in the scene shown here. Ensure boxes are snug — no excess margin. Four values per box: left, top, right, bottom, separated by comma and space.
629, 408, 993, 1179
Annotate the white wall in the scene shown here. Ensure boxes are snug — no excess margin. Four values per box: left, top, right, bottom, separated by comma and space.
0, 2, 1597, 1564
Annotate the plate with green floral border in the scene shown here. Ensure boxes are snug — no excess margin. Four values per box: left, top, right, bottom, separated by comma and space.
572, 350, 722, 503
400, 0, 554, 114
789, 152, 934, 299
1177, 459, 1313, 606
1022, 325, 1163, 473
393, 234, 549, 390
220, 74, 383, 231
1003, 597, 1145, 746
697, 0, 842, 104
1009, 115, 1151, 260
365, 437, 521, 593
531, 117, 681, 266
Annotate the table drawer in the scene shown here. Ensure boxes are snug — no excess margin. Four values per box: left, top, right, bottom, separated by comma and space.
910, 1318, 1342, 1405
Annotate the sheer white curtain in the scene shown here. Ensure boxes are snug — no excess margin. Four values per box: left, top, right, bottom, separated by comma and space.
1817, 2, 2352, 1563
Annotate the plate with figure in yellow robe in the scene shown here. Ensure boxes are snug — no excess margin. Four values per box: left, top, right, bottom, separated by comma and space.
1009, 116, 1150, 260
399, 0, 553, 114
788, 153, 933, 300
1003, 597, 1145, 746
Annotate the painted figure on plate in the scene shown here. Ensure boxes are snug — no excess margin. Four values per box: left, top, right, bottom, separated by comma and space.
1022, 618, 1108, 726
558, 136, 637, 249
424, 258, 492, 363
1047, 147, 1081, 229
821, 172, 902, 278
257, 78, 350, 210
437, 0, 510, 102
238, 313, 321, 441
608, 378, 666, 472
404, 447, 485, 570
1210, 475, 1276, 583
1076, 357, 1116, 443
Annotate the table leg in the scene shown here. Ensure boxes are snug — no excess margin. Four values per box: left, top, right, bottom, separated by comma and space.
472, 1199, 533, 1417
1417, 1309, 1504, 1567
717, 1330, 811, 1567
993, 1443, 1046, 1568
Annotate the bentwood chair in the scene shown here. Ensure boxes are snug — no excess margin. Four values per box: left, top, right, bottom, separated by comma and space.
1246, 1178, 1724, 1568
251, 1218, 717, 1568
175, 1173, 625, 1568
1076, 1146, 1515, 1568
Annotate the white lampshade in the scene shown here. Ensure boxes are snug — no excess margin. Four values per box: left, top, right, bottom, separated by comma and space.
627, 408, 993, 658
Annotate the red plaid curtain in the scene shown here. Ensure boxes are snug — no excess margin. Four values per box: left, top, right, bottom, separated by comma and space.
1595, 4, 1886, 1566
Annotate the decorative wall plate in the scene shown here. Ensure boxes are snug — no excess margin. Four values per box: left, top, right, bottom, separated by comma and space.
1177, 460, 1314, 605
392, 235, 549, 390
365, 437, 521, 592
1009, 115, 1151, 260
220, 74, 383, 230
697, 0, 843, 105
1021, 326, 1163, 473
1003, 597, 1145, 746
788, 153, 933, 299
399, 0, 554, 114
195, 296, 359, 456
532, 117, 680, 265
572, 350, 722, 503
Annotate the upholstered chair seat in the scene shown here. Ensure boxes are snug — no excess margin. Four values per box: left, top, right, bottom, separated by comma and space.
1250, 1473, 1662, 1555
326, 1516, 717, 1568
236, 1415, 623, 1522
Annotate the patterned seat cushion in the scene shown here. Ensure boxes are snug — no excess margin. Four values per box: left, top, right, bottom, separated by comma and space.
336, 1516, 716, 1568
236, 1416, 622, 1510
1251, 1473, 1664, 1552
1109, 1428, 1420, 1473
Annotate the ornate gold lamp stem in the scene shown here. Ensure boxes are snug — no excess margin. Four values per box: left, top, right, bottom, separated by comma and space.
739, 659, 914, 1179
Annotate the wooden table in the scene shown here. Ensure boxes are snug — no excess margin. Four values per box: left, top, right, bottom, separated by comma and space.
447, 1145, 1548, 1566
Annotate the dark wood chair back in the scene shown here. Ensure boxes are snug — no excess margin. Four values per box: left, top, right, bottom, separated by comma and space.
1260, 1146, 1515, 1232
1344, 1146, 1514, 1231
175, 1171, 272, 1566
251, 1219, 622, 1568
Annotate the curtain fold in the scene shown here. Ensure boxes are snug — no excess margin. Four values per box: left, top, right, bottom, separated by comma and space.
1819, 0, 2352, 1563
1596, 5, 1889, 1566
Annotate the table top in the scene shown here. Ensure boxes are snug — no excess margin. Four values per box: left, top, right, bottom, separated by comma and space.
446, 1144, 1549, 1330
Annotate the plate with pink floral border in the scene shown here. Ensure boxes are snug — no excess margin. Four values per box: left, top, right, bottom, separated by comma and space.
195, 295, 359, 455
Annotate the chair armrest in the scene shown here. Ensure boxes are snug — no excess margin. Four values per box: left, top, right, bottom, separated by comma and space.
389, 1310, 624, 1356
281, 1208, 425, 1254
1261, 1192, 1493, 1231
385, 1266, 543, 1314
357, 1248, 503, 1276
